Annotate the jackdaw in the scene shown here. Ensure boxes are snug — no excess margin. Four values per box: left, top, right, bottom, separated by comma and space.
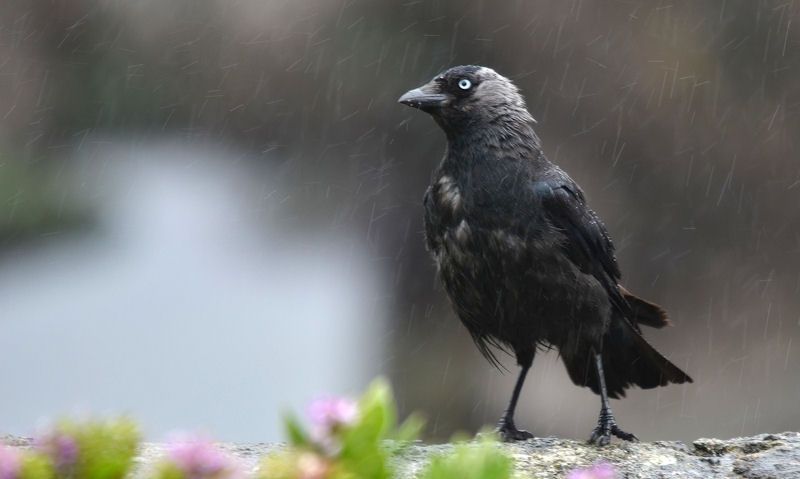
398, 65, 692, 445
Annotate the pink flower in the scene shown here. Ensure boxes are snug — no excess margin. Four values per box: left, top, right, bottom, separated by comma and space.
307, 397, 358, 432
34, 431, 79, 473
165, 435, 242, 479
567, 462, 616, 479
307, 396, 358, 453
296, 453, 330, 479
0, 447, 22, 479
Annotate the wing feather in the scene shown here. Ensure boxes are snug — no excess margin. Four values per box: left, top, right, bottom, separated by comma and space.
532, 180, 632, 318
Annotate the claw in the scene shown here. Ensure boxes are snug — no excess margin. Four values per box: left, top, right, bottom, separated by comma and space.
588, 427, 605, 446
588, 425, 610, 446
611, 425, 638, 442
497, 419, 533, 442
587, 409, 637, 446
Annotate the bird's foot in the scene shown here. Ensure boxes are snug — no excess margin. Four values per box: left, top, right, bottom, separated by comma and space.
587, 409, 638, 446
496, 418, 533, 442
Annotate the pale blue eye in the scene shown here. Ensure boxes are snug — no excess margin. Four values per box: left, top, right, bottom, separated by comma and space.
458, 79, 472, 90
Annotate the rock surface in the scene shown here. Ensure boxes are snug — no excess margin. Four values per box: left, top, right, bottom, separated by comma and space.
4, 432, 800, 478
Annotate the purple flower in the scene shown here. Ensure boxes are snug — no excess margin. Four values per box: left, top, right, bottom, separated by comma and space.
34, 431, 79, 472
307, 397, 358, 432
0, 447, 22, 479
164, 434, 242, 479
307, 397, 358, 453
567, 462, 616, 479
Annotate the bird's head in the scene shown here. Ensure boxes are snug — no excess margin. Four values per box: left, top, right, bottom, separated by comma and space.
398, 65, 535, 136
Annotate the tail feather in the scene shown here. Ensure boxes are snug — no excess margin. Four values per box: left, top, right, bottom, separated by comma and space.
620, 286, 671, 329
564, 318, 693, 399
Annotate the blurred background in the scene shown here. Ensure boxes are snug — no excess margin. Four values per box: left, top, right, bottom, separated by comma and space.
1, 0, 799, 443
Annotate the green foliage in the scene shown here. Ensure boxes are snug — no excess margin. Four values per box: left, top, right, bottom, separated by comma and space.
283, 415, 311, 448
259, 379, 514, 479
150, 462, 184, 479
17, 452, 55, 479
259, 451, 336, 479
334, 379, 421, 479
260, 378, 424, 479
419, 436, 513, 479
49, 418, 141, 479
4, 381, 514, 479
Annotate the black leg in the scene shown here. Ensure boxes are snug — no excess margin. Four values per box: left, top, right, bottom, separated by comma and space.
496, 358, 533, 442
588, 352, 638, 446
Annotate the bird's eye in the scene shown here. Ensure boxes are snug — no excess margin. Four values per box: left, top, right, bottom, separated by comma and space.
458, 79, 472, 90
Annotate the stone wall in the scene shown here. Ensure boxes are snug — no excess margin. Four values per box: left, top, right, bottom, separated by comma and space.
4, 432, 799, 478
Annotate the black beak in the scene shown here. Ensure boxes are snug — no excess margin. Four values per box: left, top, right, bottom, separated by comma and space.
398, 85, 449, 110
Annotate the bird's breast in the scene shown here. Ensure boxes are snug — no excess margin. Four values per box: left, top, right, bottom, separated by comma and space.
433, 174, 464, 217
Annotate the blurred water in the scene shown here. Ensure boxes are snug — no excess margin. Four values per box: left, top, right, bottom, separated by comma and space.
0, 142, 385, 441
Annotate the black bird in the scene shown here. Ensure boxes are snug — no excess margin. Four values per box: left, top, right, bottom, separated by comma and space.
398, 66, 692, 445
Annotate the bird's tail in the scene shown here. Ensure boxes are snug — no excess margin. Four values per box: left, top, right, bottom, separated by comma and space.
564, 316, 693, 399
620, 286, 671, 328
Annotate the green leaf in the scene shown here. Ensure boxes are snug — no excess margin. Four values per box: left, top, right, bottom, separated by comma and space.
395, 412, 425, 443
356, 378, 395, 442
151, 462, 186, 479
419, 437, 514, 479
334, 379, 403, 479
40, 417, 140, 479
18, 452, 55, 479
269, 377, 425, 479
284, 414, 311, 448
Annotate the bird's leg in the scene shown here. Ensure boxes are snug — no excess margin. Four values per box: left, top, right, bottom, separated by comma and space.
588, 352, 638, 446
496, 360, 533, 442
